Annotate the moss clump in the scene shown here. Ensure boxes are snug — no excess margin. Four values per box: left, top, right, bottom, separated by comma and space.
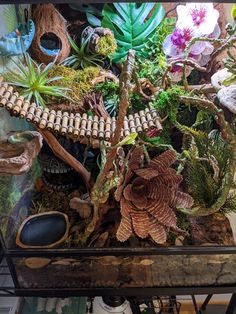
47, 65, 101, 104
95, 34, 117, 56
75, 66, 101, 83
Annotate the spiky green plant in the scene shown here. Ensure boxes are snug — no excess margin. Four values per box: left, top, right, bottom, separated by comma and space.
63, 34, 104, 69
185, 130, 231, 209
4, 53, 70, 108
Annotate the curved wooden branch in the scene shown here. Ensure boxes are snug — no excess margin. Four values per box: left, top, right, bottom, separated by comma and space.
37, 128, 92, 191
162, 59, 207, 88
88, 50, 136, 233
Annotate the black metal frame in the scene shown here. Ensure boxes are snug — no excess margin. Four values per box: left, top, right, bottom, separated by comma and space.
0, 0, 235, 4
0, 4, 235, 314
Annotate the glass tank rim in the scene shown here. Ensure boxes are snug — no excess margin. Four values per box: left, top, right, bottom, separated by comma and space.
3, 245, 236, 257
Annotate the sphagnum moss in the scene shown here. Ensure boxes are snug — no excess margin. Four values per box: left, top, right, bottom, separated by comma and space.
95, 34, 117, 57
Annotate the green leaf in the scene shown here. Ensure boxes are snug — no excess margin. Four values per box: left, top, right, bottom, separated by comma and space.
69, 3, 103, 26
116, 133, 138, 146
102, 3, 165, 63
87, 13, 102, 27
4, 53, 69, 108
231, 5, 236, 20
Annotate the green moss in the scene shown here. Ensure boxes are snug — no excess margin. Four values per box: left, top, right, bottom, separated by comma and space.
75, 66, 101, 83
48, 65, 78, 82
47, 65, 101, 103
95, 34, 117, 56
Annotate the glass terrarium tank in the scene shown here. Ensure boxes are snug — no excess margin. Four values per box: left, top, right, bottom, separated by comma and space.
0, 1, 236, 291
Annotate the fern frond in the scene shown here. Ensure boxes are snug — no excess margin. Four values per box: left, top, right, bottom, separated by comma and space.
220, 192, 236, 214
186, 158, 219, 207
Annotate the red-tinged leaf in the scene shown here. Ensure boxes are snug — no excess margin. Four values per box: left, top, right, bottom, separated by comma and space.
148, 216, 167, 244
123, 184, 133, 201
130, 178, 148, 209
115, 169, 134, 202
134, 168, 160, 180
149, 150, 177, 172
147, 182, 172, 201
151, 168, 183, 187
128, 146, 144, 170
146, 199, 177, 228
120, 197, 135, 216
170, 190, 194, 208
130, 211, 149, 238
116, 216, 133, 242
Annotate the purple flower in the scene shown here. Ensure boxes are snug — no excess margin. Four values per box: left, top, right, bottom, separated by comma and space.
176, 3, 219, 36
162, 3, 221, 82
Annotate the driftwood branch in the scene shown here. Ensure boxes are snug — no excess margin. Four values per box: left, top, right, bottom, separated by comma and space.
37, 128, 92, 190
207, 36, 236, 72
84, 92, 110, 119
88, 50, 136, 233
162, 59, 207, 89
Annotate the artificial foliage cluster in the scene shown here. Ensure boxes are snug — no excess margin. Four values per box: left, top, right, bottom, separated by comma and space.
0, 2, 236, 249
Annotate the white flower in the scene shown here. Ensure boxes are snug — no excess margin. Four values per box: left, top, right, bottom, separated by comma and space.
176, 3, 219, 36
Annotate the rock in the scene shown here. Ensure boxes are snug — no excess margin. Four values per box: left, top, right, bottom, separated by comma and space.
0, 131, 43, 175
211, 68, 232, 89
217, 85, 236, 114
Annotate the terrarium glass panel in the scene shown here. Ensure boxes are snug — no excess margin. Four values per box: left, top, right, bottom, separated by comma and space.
0, 2, 236, 289
13, 254, 236, 289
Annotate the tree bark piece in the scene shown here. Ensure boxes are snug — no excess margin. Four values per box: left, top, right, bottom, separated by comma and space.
190, 214, 235, 245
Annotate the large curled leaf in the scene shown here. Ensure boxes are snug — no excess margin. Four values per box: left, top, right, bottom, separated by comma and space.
102, 3, 165, 63
69, 4, 103, 27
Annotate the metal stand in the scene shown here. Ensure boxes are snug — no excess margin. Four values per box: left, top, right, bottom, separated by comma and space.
226, 294, 236, 314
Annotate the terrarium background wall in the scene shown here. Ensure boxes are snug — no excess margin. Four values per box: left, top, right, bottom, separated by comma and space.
0, 4, 32, 135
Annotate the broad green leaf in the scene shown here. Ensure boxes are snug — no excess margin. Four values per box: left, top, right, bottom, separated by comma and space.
102, 3, 165, 63
87, 13, 101, 27
117, 133, 138, 146
231, 5, 236, 20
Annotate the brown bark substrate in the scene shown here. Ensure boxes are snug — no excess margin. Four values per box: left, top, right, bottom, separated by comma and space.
189, 214, 235, 246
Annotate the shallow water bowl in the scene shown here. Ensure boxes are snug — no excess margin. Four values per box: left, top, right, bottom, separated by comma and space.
16, 211, 69, 249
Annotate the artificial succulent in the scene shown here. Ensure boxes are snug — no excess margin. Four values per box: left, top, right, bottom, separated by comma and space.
115, 148, 193, 244
4, 53, 70, 108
